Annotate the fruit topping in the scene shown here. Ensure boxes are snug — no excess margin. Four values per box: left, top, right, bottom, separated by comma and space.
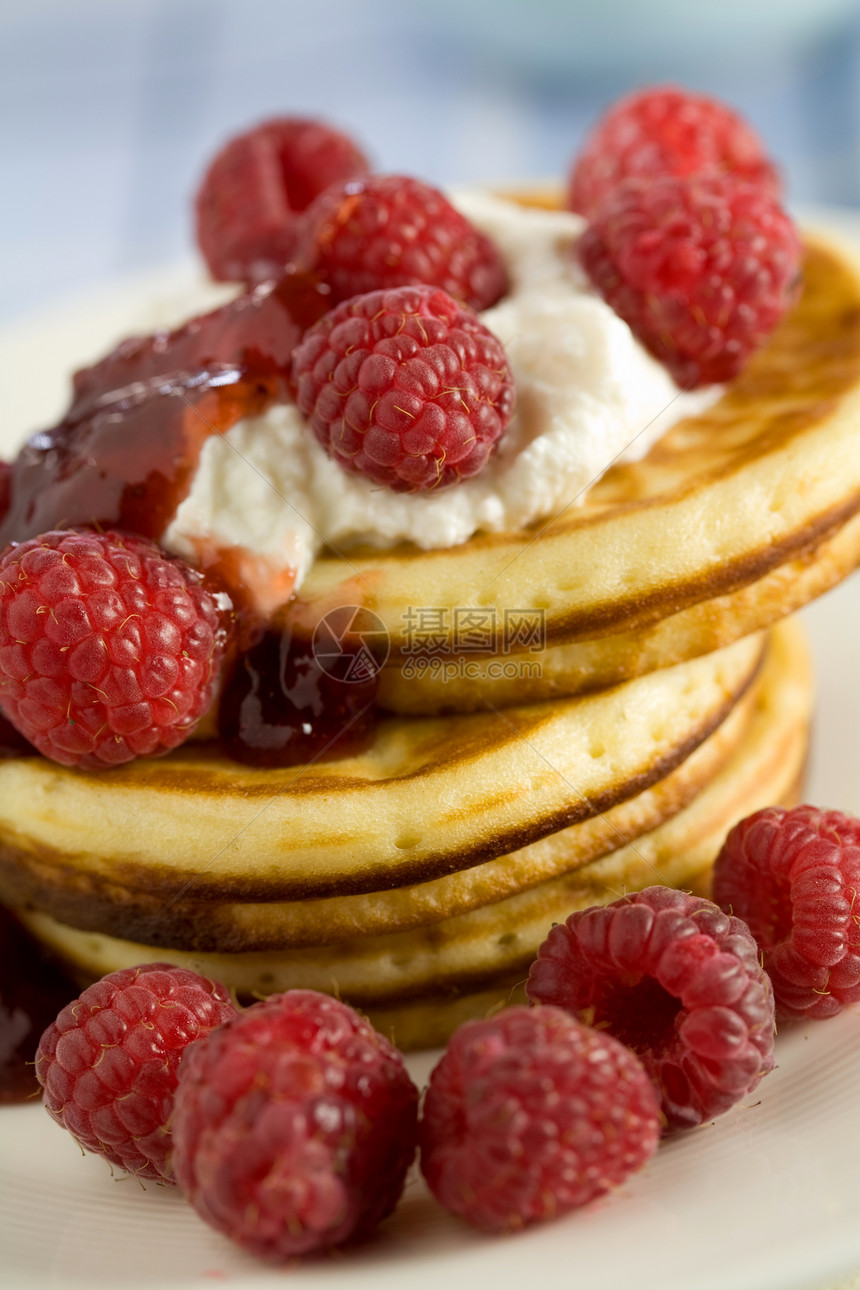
578, 173, 801, 387
69, 273, 331, 423
35, 963, 236, 1181
568, 85, 780, 221
292, 284, 515, 491
195, 116, 370, 282
295, 174, 508, 310
172, 990, 419, 1260
419, 1005, 661, 1232
713, 805, 860, 1020
0, 275, 331, 550
526, 886, 776, 1130
217, 604, 379, 768
0, 905, 78, 1104
0, 530, 228, 768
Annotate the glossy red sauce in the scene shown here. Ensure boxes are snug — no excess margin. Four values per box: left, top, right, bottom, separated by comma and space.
218, 602, 379, 767
0, 273, 331, 549
0, 906, 78, 1104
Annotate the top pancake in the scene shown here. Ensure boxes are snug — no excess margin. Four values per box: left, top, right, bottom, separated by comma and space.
298, 221, 860, 712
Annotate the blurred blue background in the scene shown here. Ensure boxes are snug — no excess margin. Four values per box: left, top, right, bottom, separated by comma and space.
3, 0, 860, 324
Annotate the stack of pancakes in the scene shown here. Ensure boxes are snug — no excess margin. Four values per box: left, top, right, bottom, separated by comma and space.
3, 214, 860, 1048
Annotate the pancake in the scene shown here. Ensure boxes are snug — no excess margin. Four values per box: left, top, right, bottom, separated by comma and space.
21, 618, 810, 1049
299, 226, 860, 713
0, 629, 763, 940
64, 669, 759, 953
378, 504, 860, 714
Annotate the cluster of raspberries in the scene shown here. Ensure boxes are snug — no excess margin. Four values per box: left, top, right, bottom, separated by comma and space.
194, 85, 802, 489
34, 800, 854, 1258
568, 87, 801, 387
0, 87, 804, 771
196, 120, 516, 495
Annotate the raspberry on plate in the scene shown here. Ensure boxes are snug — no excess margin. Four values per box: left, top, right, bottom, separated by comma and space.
419, 1005, 660, 1233
195, 116, 370, 282
568, 85, 780, 220
0, 529, 228, 769
172, 990, 419, 1261
578, 172, 801, 387
292, 284, 516, 492
295, 174, 508, 311
526, 886, 776, 1130
35, 963, 236, 1182
713, 805, 860, 1020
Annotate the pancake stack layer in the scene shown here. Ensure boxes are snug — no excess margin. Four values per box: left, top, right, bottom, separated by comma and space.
1, 211, 860, 1047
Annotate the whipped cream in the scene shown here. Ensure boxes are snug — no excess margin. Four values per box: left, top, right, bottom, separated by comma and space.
163, 190, 719, 610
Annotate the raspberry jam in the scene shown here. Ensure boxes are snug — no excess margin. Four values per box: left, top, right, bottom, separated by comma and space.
0, 906, 78, 1104
0, 714, 33, 759
0, 273, 331, 549
218, 603, 379, 767
0, 272, 384, 770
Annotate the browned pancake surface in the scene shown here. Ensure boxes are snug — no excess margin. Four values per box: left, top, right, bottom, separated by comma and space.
0, 633, 763, 932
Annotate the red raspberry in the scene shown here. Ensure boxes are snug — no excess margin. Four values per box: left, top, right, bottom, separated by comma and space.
0, 530, 227, 769
172, 990, 419, 1261
526, 887, 775, 1130
578, 173, 801, 387
195, 116, 370, 282
713, 805, 860, 1020
35, 964, 236, 1182
292, 284, 515, 492
419, 1006, 660, 1232
568, 85, 780, 220
295, 174, 508, 311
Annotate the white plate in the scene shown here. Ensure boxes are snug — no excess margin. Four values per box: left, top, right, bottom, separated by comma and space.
3, 234, 860, 1290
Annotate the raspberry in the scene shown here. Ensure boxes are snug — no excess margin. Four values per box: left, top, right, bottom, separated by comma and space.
295, 174, 508, 311
578, 173, 801, 387
35, 964, 236, 1182
526, 887, 775, 1130
292, 284, 515, 492
713, 805, 860, 1020
0, 530, 227, 769
172, 990, 418, 1261
419, 1006, 660, 1232
195, 116, 370, 282
568, 86, 780, 220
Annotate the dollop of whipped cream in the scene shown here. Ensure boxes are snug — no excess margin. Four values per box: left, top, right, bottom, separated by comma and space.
163, 190, 719, 611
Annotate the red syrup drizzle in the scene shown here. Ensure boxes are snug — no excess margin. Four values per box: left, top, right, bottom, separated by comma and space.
0, 905, 78, 1103
0, 271, 381, 768
0, 272, 331, 548
218, 602, 380, 768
